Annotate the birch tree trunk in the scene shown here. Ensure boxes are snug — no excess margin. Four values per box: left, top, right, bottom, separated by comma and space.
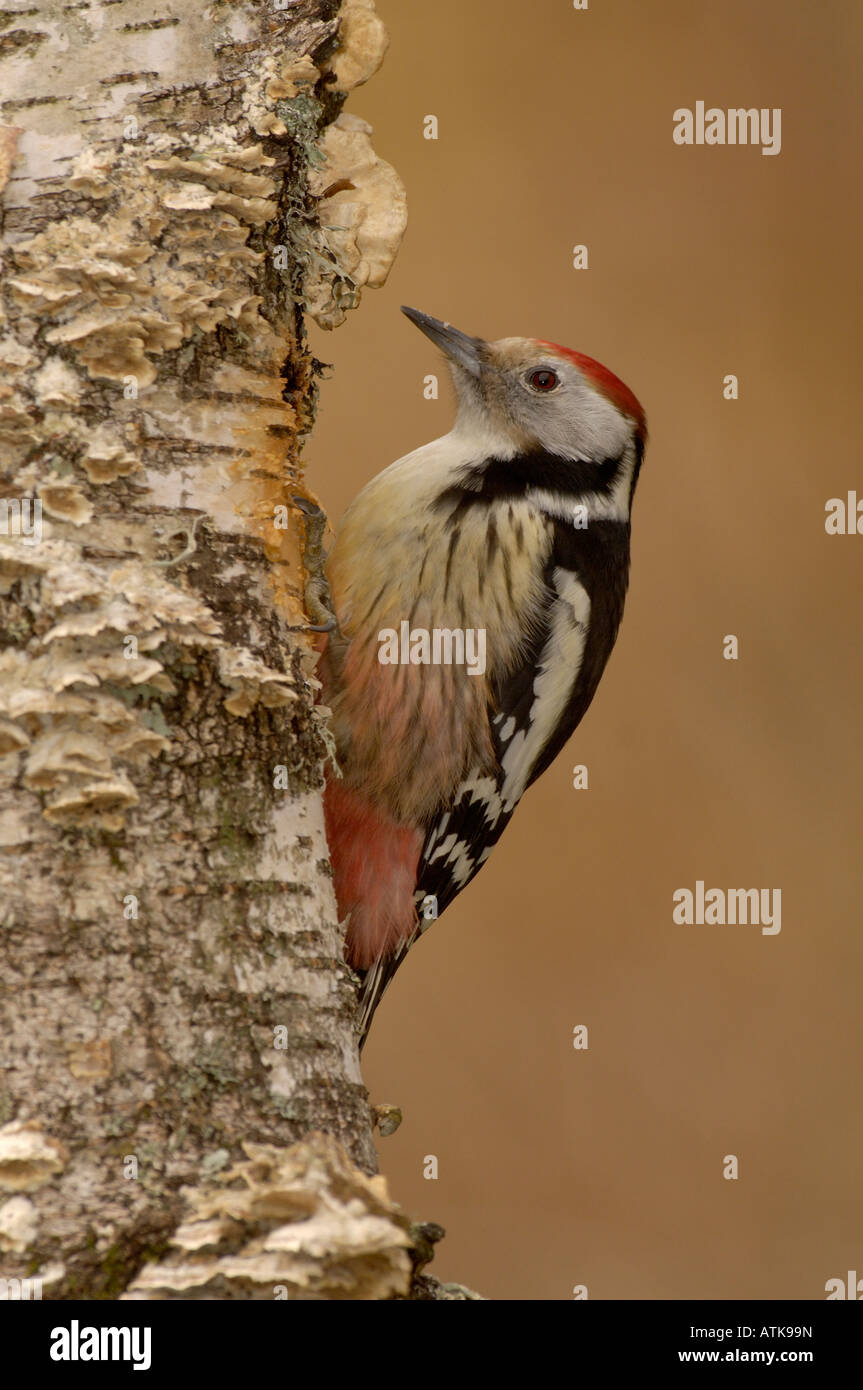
0, 0, 420, 1300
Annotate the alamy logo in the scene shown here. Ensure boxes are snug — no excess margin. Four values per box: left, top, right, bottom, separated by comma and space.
672, 881, 781, 935
0, 1276, 42, 1299
50, 1320, 151, 1371
378, 622, 486, 676
825, 1271, 863, 1299
673, 103, 782, 156
825, 493, 863, 534
0, 497, 42, 543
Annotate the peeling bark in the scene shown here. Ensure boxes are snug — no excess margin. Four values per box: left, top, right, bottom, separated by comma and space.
0, 0, 410, 1299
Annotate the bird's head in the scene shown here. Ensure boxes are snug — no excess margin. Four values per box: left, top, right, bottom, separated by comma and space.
402, 305, 646, 478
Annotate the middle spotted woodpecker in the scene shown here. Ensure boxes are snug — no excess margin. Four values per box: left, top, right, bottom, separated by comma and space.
318, 307, 647, 1044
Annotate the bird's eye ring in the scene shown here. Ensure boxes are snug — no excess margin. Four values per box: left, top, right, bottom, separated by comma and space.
528, 368, 559, 392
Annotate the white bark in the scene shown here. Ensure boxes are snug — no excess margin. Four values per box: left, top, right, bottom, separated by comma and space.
0, 0, 413, 1299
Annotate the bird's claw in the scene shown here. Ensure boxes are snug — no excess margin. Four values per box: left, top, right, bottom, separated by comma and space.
290, 495, 340, 637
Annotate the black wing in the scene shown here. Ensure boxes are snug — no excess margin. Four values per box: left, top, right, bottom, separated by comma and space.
356, 519, 631, 1045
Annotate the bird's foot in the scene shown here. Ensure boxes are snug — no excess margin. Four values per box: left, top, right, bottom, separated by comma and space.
288, 495, 340, 634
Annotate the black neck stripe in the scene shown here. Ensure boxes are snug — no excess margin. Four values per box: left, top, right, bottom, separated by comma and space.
432, 448, 626, 516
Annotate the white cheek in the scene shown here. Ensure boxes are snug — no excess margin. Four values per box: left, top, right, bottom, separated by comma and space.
548, 395, 627, 460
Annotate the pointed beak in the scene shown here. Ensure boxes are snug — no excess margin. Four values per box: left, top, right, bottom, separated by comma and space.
401, 306, 483, 378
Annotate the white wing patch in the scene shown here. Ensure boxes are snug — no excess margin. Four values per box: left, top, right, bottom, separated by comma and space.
499, 567, 591, 811
416, 569, 591, 924
418, 772, 506, 922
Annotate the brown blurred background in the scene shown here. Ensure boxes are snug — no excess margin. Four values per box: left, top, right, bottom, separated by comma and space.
308, 0, 863, 1298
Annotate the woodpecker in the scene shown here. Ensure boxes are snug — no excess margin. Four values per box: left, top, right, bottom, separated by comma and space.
318, 307, 647, 1045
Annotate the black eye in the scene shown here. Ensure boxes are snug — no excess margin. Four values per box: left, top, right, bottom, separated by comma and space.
529, 368, 559, 392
